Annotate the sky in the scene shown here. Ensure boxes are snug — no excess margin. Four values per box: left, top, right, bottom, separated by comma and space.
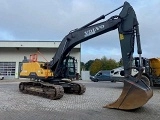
0, 0, 160, 63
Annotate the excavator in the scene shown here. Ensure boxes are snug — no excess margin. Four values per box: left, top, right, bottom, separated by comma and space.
19, 1, 153, 110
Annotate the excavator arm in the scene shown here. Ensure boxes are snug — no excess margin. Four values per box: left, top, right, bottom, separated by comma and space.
49, 17, 121, 77
49, 2, 141, 80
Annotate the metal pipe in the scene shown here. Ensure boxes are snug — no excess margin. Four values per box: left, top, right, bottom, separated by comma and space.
104, 5, 123, 17
80, 5, 123, 29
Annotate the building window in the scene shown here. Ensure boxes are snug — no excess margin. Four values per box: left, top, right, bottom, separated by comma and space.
0, 62, 16, 76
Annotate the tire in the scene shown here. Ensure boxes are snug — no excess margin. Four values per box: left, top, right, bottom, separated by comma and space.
111, 80, 115, 82
94, 79, 98, 82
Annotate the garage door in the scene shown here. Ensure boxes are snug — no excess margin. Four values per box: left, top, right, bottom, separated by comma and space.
0, 62, 16, 79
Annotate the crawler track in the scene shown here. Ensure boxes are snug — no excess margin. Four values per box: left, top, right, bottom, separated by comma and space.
19, 81, 86, 100
19, 82, 64, 100
63, 82, 86, 95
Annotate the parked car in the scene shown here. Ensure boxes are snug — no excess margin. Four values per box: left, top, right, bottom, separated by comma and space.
0, 73, 4, 80
110, 67, 124, 82
90, 70, 114, 82
90, 67, 125, 82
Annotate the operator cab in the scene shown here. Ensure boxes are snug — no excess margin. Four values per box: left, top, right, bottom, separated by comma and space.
63, 56, 77, 79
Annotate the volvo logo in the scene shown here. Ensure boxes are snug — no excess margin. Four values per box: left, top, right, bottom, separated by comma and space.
84, 25, 104, 37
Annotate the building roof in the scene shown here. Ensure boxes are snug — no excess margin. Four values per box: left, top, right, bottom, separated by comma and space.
0, 41, 80, 48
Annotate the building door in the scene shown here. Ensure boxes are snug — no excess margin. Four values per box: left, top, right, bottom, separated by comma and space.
7, 71, 12, 76
0, 62, 16, 79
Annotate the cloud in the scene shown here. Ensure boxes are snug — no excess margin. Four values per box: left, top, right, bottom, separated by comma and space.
0, 0, 160, 63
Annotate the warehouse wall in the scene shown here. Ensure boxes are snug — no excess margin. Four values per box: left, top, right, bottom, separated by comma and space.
0, 47, 80, 79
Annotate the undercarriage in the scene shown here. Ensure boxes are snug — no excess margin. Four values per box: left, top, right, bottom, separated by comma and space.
19, 80, 86, 100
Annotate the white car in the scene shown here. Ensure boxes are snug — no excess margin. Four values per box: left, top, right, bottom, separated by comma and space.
0, 74, 4, 80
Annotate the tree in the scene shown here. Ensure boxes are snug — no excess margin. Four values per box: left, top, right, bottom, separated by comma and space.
101, 56, 108, 70
106, 58, 118, 70
90, 59, 102, 75
85, 60, 94, 70
89, 56, 119, 75
118, 58, 123, 67
101, 56, 118, 70
80, 62, 85, 71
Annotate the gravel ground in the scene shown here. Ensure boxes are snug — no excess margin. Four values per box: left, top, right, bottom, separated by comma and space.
0, 79, 160, 120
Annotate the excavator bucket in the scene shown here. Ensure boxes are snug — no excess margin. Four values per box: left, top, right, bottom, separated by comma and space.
104, 77, 153, 110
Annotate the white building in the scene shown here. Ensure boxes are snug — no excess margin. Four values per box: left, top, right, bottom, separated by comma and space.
0, 41, 81, 79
